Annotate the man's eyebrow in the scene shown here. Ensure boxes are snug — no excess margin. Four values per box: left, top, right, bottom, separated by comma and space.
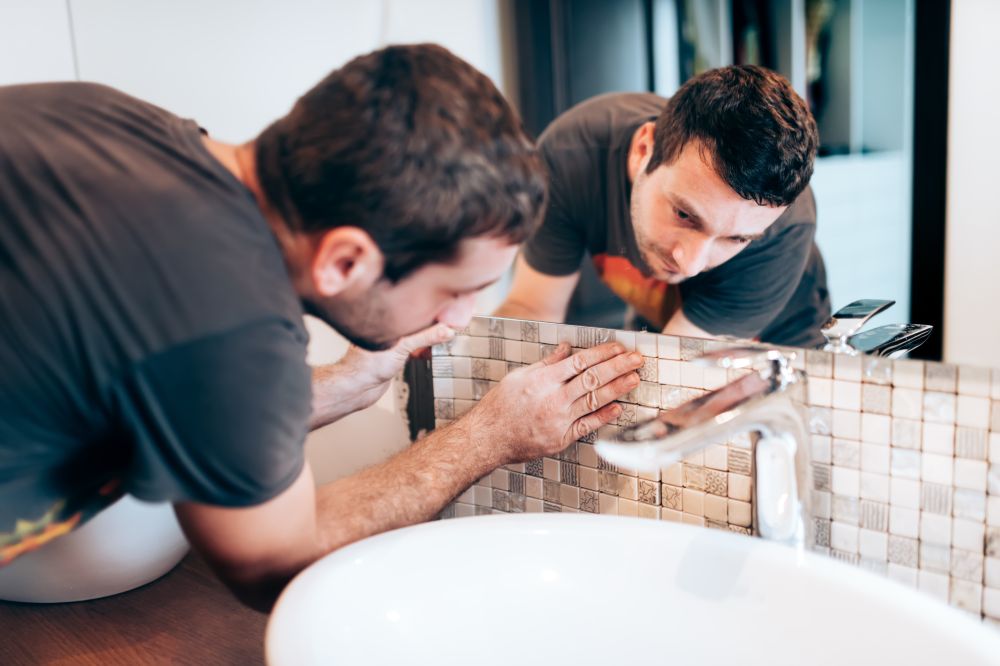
669, 192, 764, 242
667, 193, 707, 231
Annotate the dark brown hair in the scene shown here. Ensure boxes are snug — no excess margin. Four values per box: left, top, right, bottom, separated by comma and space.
648, 65, 818, 207
255, 44, 545, 282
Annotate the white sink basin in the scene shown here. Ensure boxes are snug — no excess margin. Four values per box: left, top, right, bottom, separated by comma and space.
0, 495, 188, 603
267, 514, 1000, 665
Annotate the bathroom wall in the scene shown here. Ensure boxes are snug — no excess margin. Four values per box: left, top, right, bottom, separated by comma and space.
427, 315, 1000, 626
944, 0, 1000, 368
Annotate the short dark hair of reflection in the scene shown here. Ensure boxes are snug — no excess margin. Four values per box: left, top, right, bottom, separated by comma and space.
255, 43, 546, 282
648, 65, 818, 208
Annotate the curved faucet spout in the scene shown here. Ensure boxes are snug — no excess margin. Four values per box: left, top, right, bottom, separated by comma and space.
595, 346, 813, 548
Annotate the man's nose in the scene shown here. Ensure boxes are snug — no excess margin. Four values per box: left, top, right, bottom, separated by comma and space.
672, 235, 711, 278
437, 293, 477, 330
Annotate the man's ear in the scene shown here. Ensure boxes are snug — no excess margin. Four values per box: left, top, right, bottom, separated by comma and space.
311, 227, 384, 297
627, 121, 656, 183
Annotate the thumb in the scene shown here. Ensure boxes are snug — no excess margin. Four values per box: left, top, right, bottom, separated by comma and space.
396, 324, 455, 356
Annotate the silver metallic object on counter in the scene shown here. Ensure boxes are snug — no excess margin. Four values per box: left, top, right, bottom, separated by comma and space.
820, 299, 933, 358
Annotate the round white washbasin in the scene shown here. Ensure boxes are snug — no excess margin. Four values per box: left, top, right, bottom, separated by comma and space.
0, 495, 189, 603
267, 513, 1000, 665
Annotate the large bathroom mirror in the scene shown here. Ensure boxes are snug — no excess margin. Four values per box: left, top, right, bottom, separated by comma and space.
491, 0, 985, 367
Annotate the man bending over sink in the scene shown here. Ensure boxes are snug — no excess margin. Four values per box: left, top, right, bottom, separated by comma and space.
0, 44, 642, 610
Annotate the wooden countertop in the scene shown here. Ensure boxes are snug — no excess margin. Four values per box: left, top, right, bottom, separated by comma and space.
0, 552, 267, 665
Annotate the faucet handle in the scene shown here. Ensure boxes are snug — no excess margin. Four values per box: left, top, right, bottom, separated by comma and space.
821, 299, 895, 352
848, 323, 934, 358
694, 346, 797, 370
694, 346, 798, 388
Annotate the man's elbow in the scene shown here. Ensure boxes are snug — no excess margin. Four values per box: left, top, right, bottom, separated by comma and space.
210, 561, 298, 613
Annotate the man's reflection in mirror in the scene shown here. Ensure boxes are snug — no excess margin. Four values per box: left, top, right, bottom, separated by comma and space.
495, 66, 830, 348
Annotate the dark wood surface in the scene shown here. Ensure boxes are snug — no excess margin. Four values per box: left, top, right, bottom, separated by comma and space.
0, 552, 267, 665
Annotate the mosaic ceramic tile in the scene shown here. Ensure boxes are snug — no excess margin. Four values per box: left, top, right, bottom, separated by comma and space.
704, 494, 728, 522
560, 461, 578, 487
893, 359, 925, 389
679, 337, 704, 361
728, 448, 752, 475
833, 381, 862, 411
427, 316, 1000, 622
638, 479, 659, 505
657, 335, 680, 359
918, 570, 950, 602
705, 469, 727, 496
558, 441, 580, 463
662, 484, 682, 511
682, 489, 705, 516
860, 473, 889, 503
728, 473, 752, 501
580, 489, 599, 513
893, 419, 923, 451
926, 363, 958, 393
834, 354, 863, 382
954, 518, 986, 552
859, 500, 889, 531
956, 427, 988, 460
806, 350, 833, 378
832, 496, 860, 525
859, 527, 888, 560
728, 500, 752, 527
862, 356, 893, 385
618, 475, 638, 501
952, 579, 983, 614
862, 383, 891, 414
921, 483, 953, 515
598, 470, 618, 496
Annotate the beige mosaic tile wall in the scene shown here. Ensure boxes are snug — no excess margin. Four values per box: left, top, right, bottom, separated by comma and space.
422, 315, 1000, 624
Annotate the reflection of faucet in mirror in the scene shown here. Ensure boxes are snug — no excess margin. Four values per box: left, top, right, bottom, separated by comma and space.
596, 347, 812, 548
820, 299, 933, 358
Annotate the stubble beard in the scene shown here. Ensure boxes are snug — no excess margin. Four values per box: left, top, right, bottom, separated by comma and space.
301, 288, 398, 352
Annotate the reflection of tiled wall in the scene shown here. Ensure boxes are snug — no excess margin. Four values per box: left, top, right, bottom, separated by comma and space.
422, 315, 1000, 625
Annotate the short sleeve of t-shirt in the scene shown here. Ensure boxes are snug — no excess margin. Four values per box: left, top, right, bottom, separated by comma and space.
680, 195, 817, 339
114, 318, 312, 507
521, 148, 590, 276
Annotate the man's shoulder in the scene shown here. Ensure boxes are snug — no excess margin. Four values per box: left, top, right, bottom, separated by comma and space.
0, 81, 171, 123
539, 92, 667, 152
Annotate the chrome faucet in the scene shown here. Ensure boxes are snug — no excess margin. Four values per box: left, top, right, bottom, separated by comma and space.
821, 299, 933, 358
596, 347, 812, 548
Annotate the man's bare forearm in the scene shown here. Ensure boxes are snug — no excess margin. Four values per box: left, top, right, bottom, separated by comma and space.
309, 363, 383, 430
312, 415, 499, 553
493, 297, 564, 322
310, 325, 454, 430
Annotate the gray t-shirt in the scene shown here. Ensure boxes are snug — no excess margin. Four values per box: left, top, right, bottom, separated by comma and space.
522, 92, 830, 346
0, 82, 311, 563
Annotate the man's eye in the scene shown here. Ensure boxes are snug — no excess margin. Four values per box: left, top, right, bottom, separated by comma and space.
676, 209, 690, 220
732, 237, 752, 244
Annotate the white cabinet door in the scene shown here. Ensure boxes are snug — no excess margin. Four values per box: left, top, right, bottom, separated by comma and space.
0, 0, 76, 85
